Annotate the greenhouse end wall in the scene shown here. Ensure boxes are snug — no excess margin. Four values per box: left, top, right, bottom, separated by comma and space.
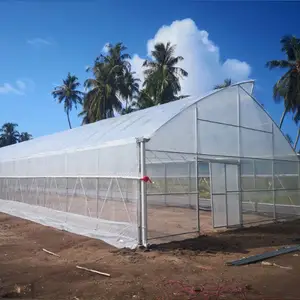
144, 83, 300, 242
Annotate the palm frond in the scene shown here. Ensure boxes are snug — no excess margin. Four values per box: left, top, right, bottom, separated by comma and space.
266, 60, 294, 69
142, 42, 188, 104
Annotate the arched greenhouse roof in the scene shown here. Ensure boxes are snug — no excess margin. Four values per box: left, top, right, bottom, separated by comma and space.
0, 80, 294, 163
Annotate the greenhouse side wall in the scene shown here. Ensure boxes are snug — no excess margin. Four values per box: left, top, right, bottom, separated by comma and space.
0, 142, 141, 249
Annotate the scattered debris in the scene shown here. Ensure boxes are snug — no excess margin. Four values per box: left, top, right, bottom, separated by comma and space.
76, 265, 111, 277
226, 245, 300, 266
196, 264, 213, 271
293, 254, 299, 257
42, 248, 60, 257
261, 261, 292, 270
1, 284, 32, 298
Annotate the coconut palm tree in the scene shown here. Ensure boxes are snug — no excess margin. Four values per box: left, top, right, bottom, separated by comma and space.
82, 43, 140, 123
134, 89, 156, 109
83, 59, 124, 121
121, 71, 140, 111
19, 132, 32, 142
142, 42, 188, 105
78, 107, 91, 125
0, 123, 20, 147
120, 105, 137, 115
213, 78, 232, 90
52, 73, 83, 129
266, 35, 300, 130
285, 133, 293, 145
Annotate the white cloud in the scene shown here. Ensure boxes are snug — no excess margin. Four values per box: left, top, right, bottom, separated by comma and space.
130, 18, 251, 96
0, 79, 34, 96
102, 43, 110, 53
27, 38, 53, 47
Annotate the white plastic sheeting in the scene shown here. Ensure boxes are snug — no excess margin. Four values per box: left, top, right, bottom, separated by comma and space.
147, 82, 298, 162
0, 176, 139, 248
0, 80, 299, 247
0, 94, 201, 177
0, 81, 262, 178
0, 200, 137, 249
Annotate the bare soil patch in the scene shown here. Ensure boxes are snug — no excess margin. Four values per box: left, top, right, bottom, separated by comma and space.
1, 213, 300, 299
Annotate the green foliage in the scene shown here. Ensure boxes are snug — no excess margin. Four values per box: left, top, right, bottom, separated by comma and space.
51, 41, 189, 123
285, 133, 293, 145
52, 73, 83, 129
0, 123, 32, 148
142, 42, 188, 106
266, 36, 300, 123
213, 78, 232, 90
80, 43, 139, 123
19, 132, 33, 142
266, 35, 300, 150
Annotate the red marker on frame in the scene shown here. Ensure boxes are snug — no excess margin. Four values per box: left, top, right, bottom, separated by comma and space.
140, 176, 152, 183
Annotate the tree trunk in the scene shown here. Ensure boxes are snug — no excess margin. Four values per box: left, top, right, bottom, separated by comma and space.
67, 111, 72, 129
279, 106, 288, 129
293, 127, 300, 150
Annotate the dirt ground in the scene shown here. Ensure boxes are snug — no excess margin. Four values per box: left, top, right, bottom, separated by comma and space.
1, 214, 300, 300
147, 205, 277, 243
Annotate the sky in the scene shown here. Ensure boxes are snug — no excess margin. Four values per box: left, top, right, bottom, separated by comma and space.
0, 0, 298, 146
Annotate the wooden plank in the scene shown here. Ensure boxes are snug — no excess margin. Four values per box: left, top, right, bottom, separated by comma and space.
76, 265, 111, 277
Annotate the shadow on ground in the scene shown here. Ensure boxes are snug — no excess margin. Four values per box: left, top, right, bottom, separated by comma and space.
149, 219, 300, 254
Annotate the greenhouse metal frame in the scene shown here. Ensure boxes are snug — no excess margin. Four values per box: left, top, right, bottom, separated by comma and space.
0, 80, 299, 249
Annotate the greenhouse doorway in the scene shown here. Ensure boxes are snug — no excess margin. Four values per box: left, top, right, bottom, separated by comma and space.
210, 162, 242, 228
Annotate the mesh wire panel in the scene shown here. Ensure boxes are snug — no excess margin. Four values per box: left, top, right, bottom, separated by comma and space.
0, 177, 139, 248
145, 150, 211, 243
144, 149, 300, 242
240, 158, 300, 224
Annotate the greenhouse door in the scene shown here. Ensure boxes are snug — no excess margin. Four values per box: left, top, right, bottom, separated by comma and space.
210, 162, 241, 228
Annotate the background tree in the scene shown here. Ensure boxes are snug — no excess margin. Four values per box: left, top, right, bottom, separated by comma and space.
0, 123, 33, 147
285, 133, 293, 145
121, 71, 140, 111
266, 35, 300, 129
52, 73, 83, 129
81, 43, 139, 123
213, 78, 232, 90
0, 123, 20, 147
121, 90, 157, 114
142, 42, 188, 105
19, 132, 32, 142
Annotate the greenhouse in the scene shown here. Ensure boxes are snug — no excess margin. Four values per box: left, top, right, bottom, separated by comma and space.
0, 80, 299, 249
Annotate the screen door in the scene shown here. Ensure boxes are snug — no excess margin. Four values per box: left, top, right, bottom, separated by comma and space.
210, 162, 241, 228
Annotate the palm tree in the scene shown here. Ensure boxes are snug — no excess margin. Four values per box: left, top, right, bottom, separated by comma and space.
134, 89, 156, 109
83, 59, 124, 121
19, 132, 32, 142
82, 43, 140, 123
78, 107, 91, 125
266, 35, 300, 130
120, 106, 137, 115
142, 42, 188, 105
285, 133, 293, 145
52, 73, 83, 129
213, 78, 232, 90
0, 123, 20, 147
121, 71, 140, 111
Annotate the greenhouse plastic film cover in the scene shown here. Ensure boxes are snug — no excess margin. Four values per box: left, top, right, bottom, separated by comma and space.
0, 200, 138, 249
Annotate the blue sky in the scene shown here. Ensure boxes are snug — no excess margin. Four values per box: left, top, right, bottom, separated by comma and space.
0, 0, 298, 146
